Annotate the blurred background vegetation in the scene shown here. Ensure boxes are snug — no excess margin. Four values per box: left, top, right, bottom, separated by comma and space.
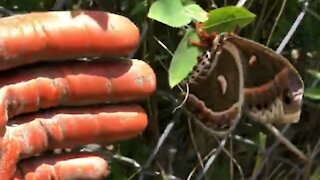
0, 0, 320, 179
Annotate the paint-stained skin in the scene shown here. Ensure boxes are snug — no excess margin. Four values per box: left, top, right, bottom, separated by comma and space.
0, 10, 157, 180
0, 11, 140, 70
0, 58, 156, 180
0, 60, 156, 136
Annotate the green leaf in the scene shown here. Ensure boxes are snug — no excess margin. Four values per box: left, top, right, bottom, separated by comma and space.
183, 3, 208, 22
169, 28, 201, 88
131, 0, 147, 16
307, 69, 320, 79
148, 0, 191, 27
310, 165, 320, 180
203, 6, 256, 33
305, 87, 320, 100
252, 133, 266, 174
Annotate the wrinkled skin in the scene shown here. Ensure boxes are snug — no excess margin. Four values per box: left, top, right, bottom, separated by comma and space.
0, 11, 156, 180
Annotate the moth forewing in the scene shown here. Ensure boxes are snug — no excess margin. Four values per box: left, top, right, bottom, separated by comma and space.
181, 38, 245, 130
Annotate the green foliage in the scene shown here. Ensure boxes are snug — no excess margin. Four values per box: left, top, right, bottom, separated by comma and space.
183, 3, 208, 22
203, 6, 256, 33
307, 69, 320, 79
305, 87, 320, 100
148, 0, 192, 27
311, 166, 320, 180
107, 161, 128, 180
131, 0, 147, 16
305, 69, 320, 100
168, 5, 256, 87
168, 28, 200, 87
252, 132, 267, 174
147, 0, 206, 27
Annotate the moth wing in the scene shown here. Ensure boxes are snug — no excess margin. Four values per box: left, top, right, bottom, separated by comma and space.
226, 35, 304, 124
181, 40, 244, 130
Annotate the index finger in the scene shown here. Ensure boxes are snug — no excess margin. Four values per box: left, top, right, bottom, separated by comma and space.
0, 11, 139, 70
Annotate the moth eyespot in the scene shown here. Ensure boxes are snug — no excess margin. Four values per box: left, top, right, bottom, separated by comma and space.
217, 75, 227, 95
282, 89, 292, 105
283, 94, 292, 105
263, 103, 269, 109
256, 104, 262, 110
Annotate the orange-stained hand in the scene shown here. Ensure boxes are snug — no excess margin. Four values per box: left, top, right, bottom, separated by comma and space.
0, 11, 156, 180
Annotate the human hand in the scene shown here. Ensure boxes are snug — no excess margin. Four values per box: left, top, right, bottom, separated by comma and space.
0, 10, 156, 180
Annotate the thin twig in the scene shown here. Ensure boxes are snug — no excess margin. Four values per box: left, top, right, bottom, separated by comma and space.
154, 36, 174, 56
128, 22, 148, 59
303, 139, 320, 179
246, 0, 255, 9
266, 0, 287, 46
273, 155, 303, 175
52, 0, 66, 10
276, 0, 309, 53
236, 0, 247, 7
187, 118, 206, 172
223, 141, 245, 180
267, 163, 283, 179
264, 123, 307, 162
0, 6, 14, 16
306, 7, 320, 21
138, 121, 176, 180
138, 91, 182, 180
80, 144, 142, 169
251, 0, 269, 40
173, 84, 189, 113
195, 117, 240, 180
146, 0, 156, 62
231, 135, 265, 153
195, 137, 229, 180
113, 154, 142, 168
250, 124, 289, 179
187, 148, 217, 180
261, 2, 278, 27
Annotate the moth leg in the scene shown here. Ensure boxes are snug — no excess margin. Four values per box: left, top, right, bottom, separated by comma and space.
190, 22, 211, 48
192, 22, 218, 48
189, 40, 209, 49
194, 22, 208, 40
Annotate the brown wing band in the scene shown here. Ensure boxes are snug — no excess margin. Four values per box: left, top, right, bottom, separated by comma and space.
181, 93, 242, 129
244, 67, 297, 108
180, 39, 244, 129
